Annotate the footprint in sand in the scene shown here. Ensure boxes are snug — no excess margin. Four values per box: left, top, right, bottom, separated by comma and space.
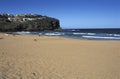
0, 37, 4, 40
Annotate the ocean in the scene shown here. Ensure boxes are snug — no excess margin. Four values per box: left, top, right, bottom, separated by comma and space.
15, 28, 120, 40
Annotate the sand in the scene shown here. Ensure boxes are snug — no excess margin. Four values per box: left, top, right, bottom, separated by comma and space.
0, 33, 120, 79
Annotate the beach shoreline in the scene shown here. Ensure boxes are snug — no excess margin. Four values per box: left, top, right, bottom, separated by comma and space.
0, 33, 120, 79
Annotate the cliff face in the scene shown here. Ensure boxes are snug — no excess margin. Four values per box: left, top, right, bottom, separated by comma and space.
0, 14, 61, 32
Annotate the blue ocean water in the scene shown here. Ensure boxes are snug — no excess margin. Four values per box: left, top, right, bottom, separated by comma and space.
15, 28, 120, 40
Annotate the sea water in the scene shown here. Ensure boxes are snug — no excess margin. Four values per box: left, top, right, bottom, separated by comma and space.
15, 28, 120, 40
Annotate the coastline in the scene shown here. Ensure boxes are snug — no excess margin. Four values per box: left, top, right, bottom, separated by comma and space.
0, 33, 120, 79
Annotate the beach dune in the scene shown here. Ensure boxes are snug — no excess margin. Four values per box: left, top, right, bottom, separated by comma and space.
0, 33, 120, 79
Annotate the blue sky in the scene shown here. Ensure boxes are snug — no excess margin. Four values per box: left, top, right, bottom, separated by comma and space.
0, 0, 120, 28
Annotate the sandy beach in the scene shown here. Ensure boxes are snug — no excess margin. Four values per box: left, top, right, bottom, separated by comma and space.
0, 33, 120, 79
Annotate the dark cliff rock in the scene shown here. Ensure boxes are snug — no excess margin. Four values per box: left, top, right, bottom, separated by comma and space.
0, 14, 61, 32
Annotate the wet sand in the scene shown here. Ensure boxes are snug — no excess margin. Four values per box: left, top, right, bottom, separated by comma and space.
0, 33, 120, 79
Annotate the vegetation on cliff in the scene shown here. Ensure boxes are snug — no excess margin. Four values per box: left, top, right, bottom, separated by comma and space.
0, 14, 61, 32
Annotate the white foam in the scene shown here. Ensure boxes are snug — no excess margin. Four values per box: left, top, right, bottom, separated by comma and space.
39, 33, 43, 35
82, 36, 120, 40
87, 33, 96, 35
73, 32, 87, 35
73, 32, 97, 36
114, 34, 120, 36
16, 31, 30, 34
71, 30, 76, 31
44, 33, 61, 36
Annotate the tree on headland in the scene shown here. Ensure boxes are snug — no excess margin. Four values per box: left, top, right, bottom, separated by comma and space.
0, 14, 61, 32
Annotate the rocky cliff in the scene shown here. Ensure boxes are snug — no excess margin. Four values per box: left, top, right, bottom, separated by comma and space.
0, 14, 61, 32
